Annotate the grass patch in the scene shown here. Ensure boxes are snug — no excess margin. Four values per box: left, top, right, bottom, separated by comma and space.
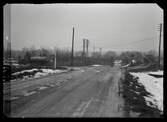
122, 72, 161, 117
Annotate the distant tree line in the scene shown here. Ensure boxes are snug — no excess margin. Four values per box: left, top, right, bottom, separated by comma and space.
9, 45, 162, 67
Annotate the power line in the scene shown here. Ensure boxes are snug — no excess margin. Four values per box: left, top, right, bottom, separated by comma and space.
56, 36, 162, 51
100, 36, 160, 48
100, 47, 160, 49
86, 36, 160, 49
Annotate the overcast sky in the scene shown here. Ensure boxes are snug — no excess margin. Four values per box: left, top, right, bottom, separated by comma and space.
11, 3, 163, 52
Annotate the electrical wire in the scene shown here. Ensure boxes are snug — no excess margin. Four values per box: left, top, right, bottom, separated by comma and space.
60, 35, 162, 50
99, 36, 160, 48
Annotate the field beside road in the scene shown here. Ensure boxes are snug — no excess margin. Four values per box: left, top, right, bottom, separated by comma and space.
4, 65, 125, 117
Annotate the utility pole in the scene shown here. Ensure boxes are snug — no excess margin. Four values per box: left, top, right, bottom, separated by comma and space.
85, 39, 89, 65
83, 39, 86, 65
83, 39, 85, 58
71, 27, 74, 67
100, 48, 102, 58
86, 39, 89, 57
158, 23, 162, 69
4, 4, 11, 61
94, 46, 95, 58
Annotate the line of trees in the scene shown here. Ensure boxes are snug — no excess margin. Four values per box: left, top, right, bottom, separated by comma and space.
9, 45, 162, 66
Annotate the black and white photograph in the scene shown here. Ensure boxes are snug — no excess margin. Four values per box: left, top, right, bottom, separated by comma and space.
3, 3, 163, 118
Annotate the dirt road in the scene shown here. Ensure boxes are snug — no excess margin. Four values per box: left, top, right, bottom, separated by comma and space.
4, 64, 125, 117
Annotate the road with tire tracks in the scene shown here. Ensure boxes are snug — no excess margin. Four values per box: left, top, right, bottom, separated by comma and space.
3, 64, 125, 117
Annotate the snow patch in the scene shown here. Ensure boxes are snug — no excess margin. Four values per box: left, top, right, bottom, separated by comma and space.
122, 64, 130, 68
41, 69, 63, 74
132, 60, 136, 64
10, 97, 19, 100
92, 64, 101, 67
50, 84, 55, 87
134, 97, 137, 99
24, 91, 36, 96
134, 91, 140, 95
144, 96, 158, 108
12, 68, 38, 75
11, 68, 68, 82
130, 72, 163, 112
34, 72, 47, 78
148, 70, 163, 76
115, 60, 122, 64
97, 71, 100, 73
38, 86, 48, 90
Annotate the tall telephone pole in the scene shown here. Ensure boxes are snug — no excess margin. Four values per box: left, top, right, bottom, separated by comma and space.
100, 48, 102, 58
71, 27, 74, 67
85, 39, 89, 65
86, 39, 89, 57
158, 23, 162, 69
82, 39, 86, 65
94, 46, 95, 58
83, 39, 85, 57
4, 4, 11, 61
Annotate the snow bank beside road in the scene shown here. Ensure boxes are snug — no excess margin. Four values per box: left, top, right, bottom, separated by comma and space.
92, 64, 101, 67
11, 68, 68, 81
147, 70, 163, 76
121, 64, 130, 68
41, 69, 63, 74
12, 68, 38, 75
34, 69, 65, 78
130, 72, 163, 112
